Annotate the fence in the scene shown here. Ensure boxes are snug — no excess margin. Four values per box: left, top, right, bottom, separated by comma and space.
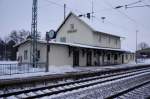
0, 62, 46, 76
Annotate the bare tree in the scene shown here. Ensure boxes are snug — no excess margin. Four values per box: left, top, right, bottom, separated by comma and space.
138, 42, 149, 50
9, 29, 30, 44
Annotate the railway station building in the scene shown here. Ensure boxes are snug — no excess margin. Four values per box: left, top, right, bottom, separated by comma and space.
16, 12, 135, 67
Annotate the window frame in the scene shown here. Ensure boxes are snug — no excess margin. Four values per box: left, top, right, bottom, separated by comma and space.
24, 50, 28, 60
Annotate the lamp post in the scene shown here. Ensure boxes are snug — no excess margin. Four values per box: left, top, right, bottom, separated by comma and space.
46, 32, 50, 72
45, 30, 55, 72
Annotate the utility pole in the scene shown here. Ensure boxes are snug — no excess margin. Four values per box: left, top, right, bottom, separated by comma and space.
31, 0, 38, 67
91, 0, 94, 21
135, 30, 138, 64
64, 4, 66, 20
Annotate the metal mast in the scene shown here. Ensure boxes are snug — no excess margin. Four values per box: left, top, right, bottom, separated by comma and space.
31, 0, 38, 67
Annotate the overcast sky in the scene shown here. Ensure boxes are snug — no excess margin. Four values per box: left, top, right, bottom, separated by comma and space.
0, 0, 150, 51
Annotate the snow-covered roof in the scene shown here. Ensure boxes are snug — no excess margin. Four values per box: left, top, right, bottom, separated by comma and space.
15, 39, 129, 52
56, 12, 123, 38
49, 41, 126, 52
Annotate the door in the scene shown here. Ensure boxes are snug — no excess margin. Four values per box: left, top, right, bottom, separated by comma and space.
73, 50, 79, 66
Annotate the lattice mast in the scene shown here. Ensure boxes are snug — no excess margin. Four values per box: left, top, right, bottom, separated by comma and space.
31, 0, 38, 67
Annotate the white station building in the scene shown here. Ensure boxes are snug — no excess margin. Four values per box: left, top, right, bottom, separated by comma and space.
16, 12, 135, 67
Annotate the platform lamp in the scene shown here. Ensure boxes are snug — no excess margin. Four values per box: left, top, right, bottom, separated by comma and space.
46, 30, 56, 72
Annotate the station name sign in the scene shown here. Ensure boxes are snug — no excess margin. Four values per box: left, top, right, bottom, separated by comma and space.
67, 24, 77, 33
67, 29, 77, 33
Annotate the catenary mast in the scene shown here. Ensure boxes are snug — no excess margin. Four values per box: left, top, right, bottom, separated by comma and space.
31, 0, 38, 67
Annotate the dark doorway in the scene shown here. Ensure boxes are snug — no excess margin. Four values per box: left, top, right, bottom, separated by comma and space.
87, 51, 92, 66
73, 50, 79, 66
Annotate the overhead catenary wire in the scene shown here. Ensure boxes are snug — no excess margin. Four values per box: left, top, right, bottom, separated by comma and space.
102, 0, 150, 32
126, 5, 150, 8
125, 0, 142, 6
94, 16, 131, 34
103, 0, 138, 25
43, 0, 82, 13
141, 0, 150, 8
40, 0, 138, 36
40, 0, 149, 35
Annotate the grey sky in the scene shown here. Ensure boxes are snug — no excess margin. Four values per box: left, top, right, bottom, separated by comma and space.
0, 0, 150, 51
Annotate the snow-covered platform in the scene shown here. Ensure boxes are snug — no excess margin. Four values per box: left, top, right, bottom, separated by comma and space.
0, 62, 150, 83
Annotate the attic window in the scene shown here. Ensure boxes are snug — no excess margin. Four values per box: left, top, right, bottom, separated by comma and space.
70, 24, 74, 30
67, 24, 77, 33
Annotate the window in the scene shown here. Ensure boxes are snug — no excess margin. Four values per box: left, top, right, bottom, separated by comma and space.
60, 37, 66, 42
24, 50, 28, 60
37, 50, 40, 59
99, 34, 101, 42
70, 24, 74, 30
109, 36, 111, 44
115, 39, 118, 45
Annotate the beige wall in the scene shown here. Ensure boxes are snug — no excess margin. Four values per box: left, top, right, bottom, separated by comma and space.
17, 42, 31, 63
17, 42, 47, 63
17, 41, 134, 67
56, 15, 94, 46
79, 50, 87, 66
56, 14, 121, 49
93, 32, 121, 49
49, 44, 73, 66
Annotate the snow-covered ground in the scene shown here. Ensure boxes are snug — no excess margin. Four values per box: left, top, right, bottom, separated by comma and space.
0, 59, 150, 80
137, 58, 150, 64
0, 61, 45, 76
0, 65, 81, 80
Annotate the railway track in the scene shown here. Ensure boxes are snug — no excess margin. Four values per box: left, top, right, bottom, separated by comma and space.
0, 67, 150, 99
106, 80, 150, 99
1, 65, 150, 95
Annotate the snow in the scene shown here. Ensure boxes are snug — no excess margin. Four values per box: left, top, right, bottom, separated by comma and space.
48, 41, 125, 52
48, 65, 78, 74
0, 61, 18, 64
0, 64, 80, 80
0, 61, 45, 76
137, 58, 150, 64
50, 69, 150, 99
0, 60, 150, 80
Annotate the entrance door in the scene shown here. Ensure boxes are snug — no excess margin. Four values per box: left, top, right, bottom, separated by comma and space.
73, 50, 79, 66
87, 51, 92, 66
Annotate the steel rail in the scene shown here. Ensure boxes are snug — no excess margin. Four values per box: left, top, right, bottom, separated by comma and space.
0, 67, 150, 99
106, 80, 150, 99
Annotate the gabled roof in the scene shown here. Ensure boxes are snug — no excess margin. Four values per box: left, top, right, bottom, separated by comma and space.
56, 12, 121, 38
56, 12, 93, 35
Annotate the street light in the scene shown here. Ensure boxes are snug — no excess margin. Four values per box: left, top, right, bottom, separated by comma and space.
45, 30, 56, 72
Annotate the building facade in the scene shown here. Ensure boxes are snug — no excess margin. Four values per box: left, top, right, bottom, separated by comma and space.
16, 12, 135, 67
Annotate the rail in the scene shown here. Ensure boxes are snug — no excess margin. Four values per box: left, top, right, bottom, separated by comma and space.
0, 67, 150, 99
